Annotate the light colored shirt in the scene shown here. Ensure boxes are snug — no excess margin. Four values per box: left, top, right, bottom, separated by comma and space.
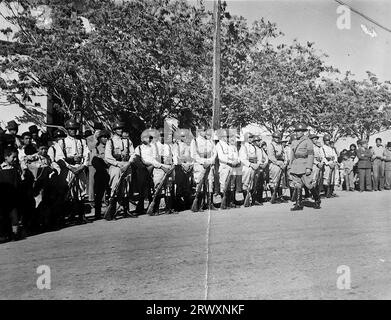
372, 144, 385, 159
58, 136, 89, 166
321, 145, 338, 165
135, 143, 162, 169
267, 142, 286, 165
190, 136, 216, 165
216, 140, 240, 165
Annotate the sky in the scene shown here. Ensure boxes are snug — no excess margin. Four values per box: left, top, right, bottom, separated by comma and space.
1, 0, 390, 81
195, 0, 391, 82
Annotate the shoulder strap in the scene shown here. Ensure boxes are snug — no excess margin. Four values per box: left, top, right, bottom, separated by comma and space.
293, 139, 305, 155
61, 138, 67, 158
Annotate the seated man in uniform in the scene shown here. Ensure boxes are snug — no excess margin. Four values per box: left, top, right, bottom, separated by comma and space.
173, 128, 194, 211
105, 121, 136, 218
190, 125, 217, 212
135, 129, 171, 216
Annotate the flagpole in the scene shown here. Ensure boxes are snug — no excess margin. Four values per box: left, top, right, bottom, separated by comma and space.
211, 0, 221, 131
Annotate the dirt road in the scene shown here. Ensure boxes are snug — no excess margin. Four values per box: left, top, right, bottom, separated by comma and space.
1, 191, 391, 299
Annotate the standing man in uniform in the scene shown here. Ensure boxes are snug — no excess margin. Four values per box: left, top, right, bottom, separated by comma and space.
357, 139, 373, 192
309, 133, 324, 193
267, 131, 288, 203
190, 125, 217, 211
289, 123, 321, 211
321, 134, 338, 198
372, 137, 385, 191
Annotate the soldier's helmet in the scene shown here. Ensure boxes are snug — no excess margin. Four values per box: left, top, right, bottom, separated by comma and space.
112, 121, 125, 130
244, 132, 254, 141
294, 123, 308, 132
323, 134, 331, 141
53, 129, 67, 139
216, 128, 228, 139
141, 129, 152, 139
252, 135, 261, 142
272, 131, 282, 139
65, 119, 80, 129
289, 133, 297, 142
309, 133, 319, 140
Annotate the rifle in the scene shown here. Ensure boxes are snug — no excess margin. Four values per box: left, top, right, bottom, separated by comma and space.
317, 163, 324, 194
146, 166, 175, 216
271, 165, 285, 203
104, 163, 132, 220
191, 164, 211, 212
220, 167, 234, 210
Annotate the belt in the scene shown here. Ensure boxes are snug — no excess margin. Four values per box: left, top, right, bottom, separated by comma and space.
249, 158, 257, 163
276, 157, 284, 161
294, 154, 307, 159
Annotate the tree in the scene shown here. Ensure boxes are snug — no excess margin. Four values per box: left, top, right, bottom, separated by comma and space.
312, 72, 391, 140
241, 39, 333, 135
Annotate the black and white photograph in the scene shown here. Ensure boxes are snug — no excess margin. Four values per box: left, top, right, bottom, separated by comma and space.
0, 0, 391, 304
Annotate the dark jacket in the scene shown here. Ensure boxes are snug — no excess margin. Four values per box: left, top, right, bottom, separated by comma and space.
357, 147, 372, 169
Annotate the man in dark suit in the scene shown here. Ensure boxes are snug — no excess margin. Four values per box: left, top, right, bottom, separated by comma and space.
357, 139, 373, 192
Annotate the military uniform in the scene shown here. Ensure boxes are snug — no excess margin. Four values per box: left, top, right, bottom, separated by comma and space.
91, 130, 110, 220
172, 129, 193, 209
309, 134, 324, 190
135, 129, 170, 215
57, 120, 89, 201
190, 128, 217, 210
267, 131, 288, 202
321, 134, 338, 197
215, 129, 240, 209
240, 133, 268, 205
289, 123, 321, 211
356, 140, 373, 191
155, 129, 177, 213
105, 121, 135, 198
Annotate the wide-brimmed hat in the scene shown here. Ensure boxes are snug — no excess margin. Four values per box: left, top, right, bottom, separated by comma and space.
6, 120, 19, 130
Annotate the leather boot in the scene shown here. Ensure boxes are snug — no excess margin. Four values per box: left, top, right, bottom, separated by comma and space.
221, 192, 229, 210
311, 188, 321, 209
94, 204, 102, 220
326, 185, 332, 198
291, 188, 304, 211
207, 192, 217, 210
290, 187, 295, 201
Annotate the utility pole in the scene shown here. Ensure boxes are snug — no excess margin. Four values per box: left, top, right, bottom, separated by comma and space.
211, 0, 221, 130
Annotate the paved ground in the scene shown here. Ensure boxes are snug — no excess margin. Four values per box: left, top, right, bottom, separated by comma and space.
1, 190, 391, 300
